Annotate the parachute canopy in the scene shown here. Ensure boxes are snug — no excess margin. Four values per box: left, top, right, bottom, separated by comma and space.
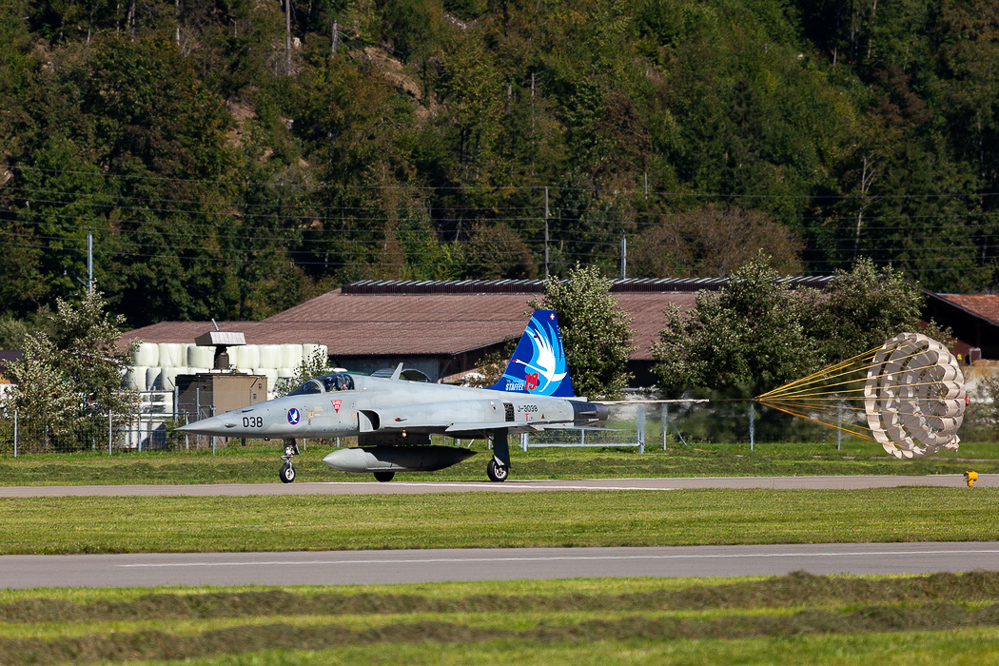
756, 332, 966, 458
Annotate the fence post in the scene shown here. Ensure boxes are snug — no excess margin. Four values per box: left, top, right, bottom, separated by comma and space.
13, 410, 17, 458
662, 403, 668, 450
521, 432, 528, 452
108, 411, 112, 455
837, 406, 843, 451
748, 402, 756, 452
637, 403, 645, 454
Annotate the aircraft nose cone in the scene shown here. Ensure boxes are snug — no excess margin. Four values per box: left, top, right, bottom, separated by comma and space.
175, 415, 235, 436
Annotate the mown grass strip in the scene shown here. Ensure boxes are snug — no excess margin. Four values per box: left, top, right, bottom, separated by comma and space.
1, 438, 998, 485
148, 628, 999, 666
3, 571, 999, 624
6, 604, 999, 665
0, 488, 996, 554
4, 573, 999, 665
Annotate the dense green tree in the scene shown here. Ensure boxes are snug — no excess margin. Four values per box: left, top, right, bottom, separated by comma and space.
464, 221, 538, 278
530, 264, 635, 399
805, 257, 926, 365
652, 255, 817, 398
652, 255, 933, 397
632, 205, 803, 278
5, 290, 138, 451
4, 0, 999, 330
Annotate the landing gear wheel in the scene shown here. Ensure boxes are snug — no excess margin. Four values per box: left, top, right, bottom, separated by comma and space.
373, 471, 395, 482
279, 439, 299, 483
486, 459, 509, 482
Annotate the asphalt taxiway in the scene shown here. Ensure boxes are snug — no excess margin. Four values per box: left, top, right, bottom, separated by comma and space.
2, 543, 998, 589
0, 473, 989, 498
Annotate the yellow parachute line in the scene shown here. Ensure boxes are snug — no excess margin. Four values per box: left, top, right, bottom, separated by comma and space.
755, 332, 966, 458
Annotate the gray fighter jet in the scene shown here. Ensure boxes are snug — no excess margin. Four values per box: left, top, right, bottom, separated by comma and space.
176, 310, 608, 482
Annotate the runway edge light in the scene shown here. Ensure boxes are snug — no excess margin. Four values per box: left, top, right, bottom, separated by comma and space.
964, 471, 978, 487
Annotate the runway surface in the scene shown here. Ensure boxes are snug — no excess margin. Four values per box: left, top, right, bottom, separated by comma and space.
0, 473, 988, 497
1, 475, 992, 588
3, 543, 998, 589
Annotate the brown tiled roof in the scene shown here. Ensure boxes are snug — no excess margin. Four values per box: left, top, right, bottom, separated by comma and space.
937, 294, 999, 326
120, 283, 704, 360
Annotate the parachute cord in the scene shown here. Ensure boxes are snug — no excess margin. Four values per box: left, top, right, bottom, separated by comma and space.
759, 402, 877, 442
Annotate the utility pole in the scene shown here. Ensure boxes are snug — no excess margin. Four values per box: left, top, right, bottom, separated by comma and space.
621, 235, 627, 279
87, 231, 93, 295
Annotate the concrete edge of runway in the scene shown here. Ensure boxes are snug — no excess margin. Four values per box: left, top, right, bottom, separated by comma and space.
0, 473, 987, 497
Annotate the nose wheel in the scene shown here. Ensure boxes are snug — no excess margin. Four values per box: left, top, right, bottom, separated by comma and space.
279, 440, 300, 483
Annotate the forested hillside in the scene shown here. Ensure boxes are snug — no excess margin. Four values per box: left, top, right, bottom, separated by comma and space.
1, 0, 997, 328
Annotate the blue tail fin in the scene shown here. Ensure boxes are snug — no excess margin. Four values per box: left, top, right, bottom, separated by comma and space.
488, 310, 573, 397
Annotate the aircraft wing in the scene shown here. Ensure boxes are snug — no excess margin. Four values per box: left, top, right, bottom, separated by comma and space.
374, 419, 568, 435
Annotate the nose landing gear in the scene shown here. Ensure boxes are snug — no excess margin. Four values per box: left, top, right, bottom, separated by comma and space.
279, 439, 299, 483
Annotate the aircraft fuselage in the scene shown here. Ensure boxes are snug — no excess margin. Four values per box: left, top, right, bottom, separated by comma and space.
178, 373, 604, 442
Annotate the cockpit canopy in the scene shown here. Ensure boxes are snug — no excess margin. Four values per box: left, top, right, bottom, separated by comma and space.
288, 373, 355, 396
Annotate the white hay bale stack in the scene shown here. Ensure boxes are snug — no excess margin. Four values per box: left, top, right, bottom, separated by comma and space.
145, 367, 163, 390
228, 346, 243, 369
281, 344, 304, 369
128, 366, 149, 391
133, 343, 159, 367
187, 345, 215, 369
257, 345, 282, 369
302, 343, 328, 362
233, 345, 259, 370
157, 343, 184, 368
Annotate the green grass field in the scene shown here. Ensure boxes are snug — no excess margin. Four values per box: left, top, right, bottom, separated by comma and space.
0, 487, 997, 554
0, 437, 996, 485
2, 441, 998, 663
4, 573, 999, 664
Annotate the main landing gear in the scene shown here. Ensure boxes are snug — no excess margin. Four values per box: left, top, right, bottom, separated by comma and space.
487, 429, 511, 482
279, 439, 299, 483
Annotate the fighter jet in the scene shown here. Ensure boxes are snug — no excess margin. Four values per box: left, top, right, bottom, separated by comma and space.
176, 310, 608, 482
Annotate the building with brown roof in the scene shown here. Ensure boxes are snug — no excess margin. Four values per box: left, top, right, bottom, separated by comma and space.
922, 292, 999, 361
120, 278, 834, 386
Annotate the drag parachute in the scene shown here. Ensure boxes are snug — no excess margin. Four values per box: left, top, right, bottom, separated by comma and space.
756, 332, 966, 458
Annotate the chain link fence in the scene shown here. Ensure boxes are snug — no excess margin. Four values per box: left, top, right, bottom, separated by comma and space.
3, 393, 998, 457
